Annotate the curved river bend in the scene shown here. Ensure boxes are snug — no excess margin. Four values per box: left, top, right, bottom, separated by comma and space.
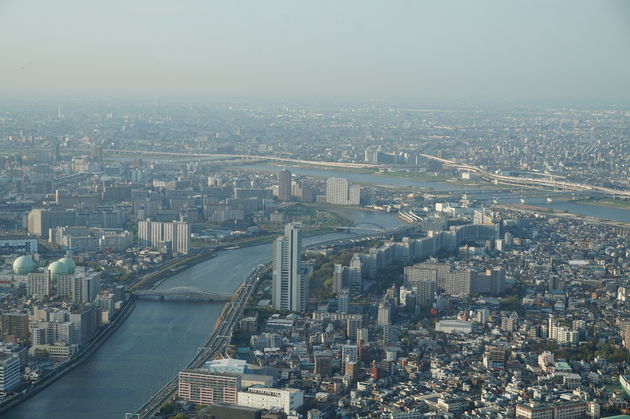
5, 210, 402, 419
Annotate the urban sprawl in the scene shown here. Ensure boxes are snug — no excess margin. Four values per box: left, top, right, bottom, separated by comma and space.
0, 103, 628, 419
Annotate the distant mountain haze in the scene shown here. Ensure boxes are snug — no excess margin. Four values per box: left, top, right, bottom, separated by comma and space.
1, 0, 629, 104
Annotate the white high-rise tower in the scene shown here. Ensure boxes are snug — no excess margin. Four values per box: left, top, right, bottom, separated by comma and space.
272, 222, 305, 312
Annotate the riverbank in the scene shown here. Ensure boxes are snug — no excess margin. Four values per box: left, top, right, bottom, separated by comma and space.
0, 298, 136, 416
129, 250, 217, 291
233, 160, 524, 192
496, 203, 630, 228
4, 211, 404, 418
574, 198, 630, 210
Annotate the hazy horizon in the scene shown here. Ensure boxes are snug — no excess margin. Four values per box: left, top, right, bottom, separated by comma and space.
1, 0, 629, 105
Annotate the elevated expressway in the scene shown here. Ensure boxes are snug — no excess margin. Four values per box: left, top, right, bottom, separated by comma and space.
104, 149, 379, 169
419, 153, 630, 198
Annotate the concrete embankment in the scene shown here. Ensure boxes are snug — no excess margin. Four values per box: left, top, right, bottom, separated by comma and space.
0, 298, 136, 415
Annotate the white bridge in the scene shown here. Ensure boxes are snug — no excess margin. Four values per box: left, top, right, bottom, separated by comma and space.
134, 286, 232, 302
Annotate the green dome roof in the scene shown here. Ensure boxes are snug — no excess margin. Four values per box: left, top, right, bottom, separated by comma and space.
58, 257, 76, 274
48, 260, 69, 276
13, 255, 35, 275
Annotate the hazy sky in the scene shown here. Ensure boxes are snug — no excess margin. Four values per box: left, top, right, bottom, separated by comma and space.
1, 0, 629, 103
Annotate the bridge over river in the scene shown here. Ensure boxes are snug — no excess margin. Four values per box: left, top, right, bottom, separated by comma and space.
134, 286, 232, 302
334, 222, 386, 232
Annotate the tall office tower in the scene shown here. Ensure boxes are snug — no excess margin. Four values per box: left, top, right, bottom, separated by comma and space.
348, 254, 363, 292
272, 222, 306, 312
278, 169, 292, 201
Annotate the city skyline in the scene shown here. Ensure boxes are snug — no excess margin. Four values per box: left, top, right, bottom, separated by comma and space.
0, 1, 628, 418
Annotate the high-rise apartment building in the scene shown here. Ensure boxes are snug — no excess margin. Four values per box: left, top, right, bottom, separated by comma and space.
348, 254, 363, 292
377, 302, 391, 326
1, 312, 29, 342
333, 264, 349, 293
415, 279, 436, 308
406, 262, 495, 296
137, 219, 191, 254
342, 344, 358, 363
178, 370, 241, 405
346, 317, 362, 340
26, 273, 50, 300
272, 222, 306, 312
0, 354, 21, 392
326, 178, 361, 206
278, 169, 292, 201
163, 220, 191, 255
338, 290, 350, 313
404, 265, 437, 308
73, 272, 102, 304
314, 355, 332, 377
27, 208, 77, 239
68, 305, 98, 346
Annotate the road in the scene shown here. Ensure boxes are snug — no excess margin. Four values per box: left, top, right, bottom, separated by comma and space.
419, 153, 630, 198
104, 149, 380, 169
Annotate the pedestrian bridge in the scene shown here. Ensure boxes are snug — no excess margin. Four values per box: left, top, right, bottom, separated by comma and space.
134, 286, 233, 302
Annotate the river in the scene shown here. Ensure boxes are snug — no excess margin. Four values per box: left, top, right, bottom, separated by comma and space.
239, 164, 630, 223
4, 209, 402, 419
